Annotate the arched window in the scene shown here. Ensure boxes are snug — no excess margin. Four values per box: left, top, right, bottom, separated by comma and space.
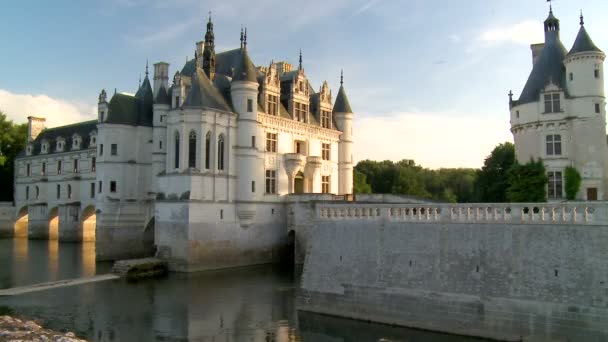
205, 132, 211, 169
218, 134, 225, 171
188, 131, 197, 168
174, 131, 180, 169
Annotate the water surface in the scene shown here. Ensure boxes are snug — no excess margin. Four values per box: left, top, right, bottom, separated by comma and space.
0, 239, 489, 341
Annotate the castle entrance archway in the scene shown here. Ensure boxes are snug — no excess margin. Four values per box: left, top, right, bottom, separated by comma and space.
294, 172, 305, 194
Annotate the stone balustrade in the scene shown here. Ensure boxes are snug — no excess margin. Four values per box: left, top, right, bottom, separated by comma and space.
317, 202, 608, 225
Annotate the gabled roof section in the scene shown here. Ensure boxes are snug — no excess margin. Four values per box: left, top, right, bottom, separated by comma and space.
333, 85, 353, 114
517, 37, 568, 105
232, 49, 257, 83
183, 68, 231, 111
568, 25, 603, 56
19, 120, 97, 157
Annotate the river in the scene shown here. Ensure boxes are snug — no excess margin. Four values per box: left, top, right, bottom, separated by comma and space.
0, 239, 489, 341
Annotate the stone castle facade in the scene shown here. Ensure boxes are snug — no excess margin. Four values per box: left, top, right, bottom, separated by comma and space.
13, 17, 354, 271
510, 9, 607, 200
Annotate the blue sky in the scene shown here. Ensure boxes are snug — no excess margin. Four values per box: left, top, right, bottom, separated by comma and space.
1, 0, 607, 168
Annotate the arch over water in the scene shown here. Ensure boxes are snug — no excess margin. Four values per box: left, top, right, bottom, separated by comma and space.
14, 206, 28, 238
48, 207, 59, 240
81, 205, 96, 242
143, 217, 155, 256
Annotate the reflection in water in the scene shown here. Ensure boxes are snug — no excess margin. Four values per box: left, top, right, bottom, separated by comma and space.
48, 239, 59, 281
81, 242, 96, 277
82, 208, 96, 242
14, 213, 28, 237
0, 240, 488, 342
49, 216, 59, 240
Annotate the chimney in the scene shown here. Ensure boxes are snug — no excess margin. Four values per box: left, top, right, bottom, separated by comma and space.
530, 43, 545, 65
153, 62, 170, 95
27, 116, 46, 143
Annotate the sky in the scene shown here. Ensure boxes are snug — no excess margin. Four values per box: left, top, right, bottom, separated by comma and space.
1, 0, 607, 168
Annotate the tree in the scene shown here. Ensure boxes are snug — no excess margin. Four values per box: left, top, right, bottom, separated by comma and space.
564, 166, 582, 200
0, 111, 28, 202
475, 142, 515, 202
506, 159, 548, 202
353, 169, 372, 194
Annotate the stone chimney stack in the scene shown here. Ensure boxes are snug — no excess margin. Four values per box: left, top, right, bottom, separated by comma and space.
27, 116, 46, 143
153, 62, 170, 95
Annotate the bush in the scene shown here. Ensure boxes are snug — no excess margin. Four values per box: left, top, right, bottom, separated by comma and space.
564, 166, 582, 200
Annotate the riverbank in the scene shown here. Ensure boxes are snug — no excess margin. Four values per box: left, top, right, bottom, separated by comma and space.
0, 315, 87, 341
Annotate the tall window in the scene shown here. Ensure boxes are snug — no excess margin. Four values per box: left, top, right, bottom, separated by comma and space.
265, 170, 277, 194
595, 69, 600, 79
595, 103, 601, 114
548, 171, 563, 199
90, 182, 95, 198
99, 144, 104, 156
35, 186, 39, 199
247, 99, 253, 112
266, 133, 277, 152
174, 132, 180, 169
544, 93, 560, 113
217, 134, 225, 170
188, 131, 197, 168
92, 157, 96, 172
56, 184, 61, 199
25, 186, 29, 200
546, 134, 562, 156
322, 143, 330, 160
110, 181, 117, 193
57, 160, 62, 175
294, 102, 307, 122
322, 176, 330, 194
73, 159, 79, 173
321, 110, 331, 128
26, 163, 30, 177
67, 184, 72, 199
205, 132, 211, 169
267, 94, 278, 115
98, 181, 102, 193
111, 144, 117, 156
41, 162, 46, 175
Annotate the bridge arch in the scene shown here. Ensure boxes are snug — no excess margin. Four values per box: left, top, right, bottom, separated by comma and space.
48, 207, 59, 240
14, 206, 28, 238
81, 205, 96, 242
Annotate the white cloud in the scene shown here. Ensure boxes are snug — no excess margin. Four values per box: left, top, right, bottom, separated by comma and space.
477, 20, 544, 47
0, 89, 95, 128
354, 112, 513, 169
354, 0, 382, 15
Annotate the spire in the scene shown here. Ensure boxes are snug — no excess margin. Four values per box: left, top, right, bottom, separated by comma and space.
580, 10, 584, 26
298, 49, 302, 70
203, 11, 216, 80
544, 5, 560, 41
567, 12, 603, 56
240, 26, 244, 49
333, 70, 352, 114
145, 60, 149, 77
244, 27, 248, 50
139, 74, 141, 87
340, 69, 343, 86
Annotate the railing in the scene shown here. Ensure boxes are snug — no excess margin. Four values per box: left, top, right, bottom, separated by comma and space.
317, 202, 608, 225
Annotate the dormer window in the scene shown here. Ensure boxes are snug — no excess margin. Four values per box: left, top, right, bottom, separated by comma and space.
294, 102, 308, 123
26, 144, 32, 156
544, 93, 560, 113
56, 138, 65, 152
41, 141, 49, 154
267, 94, 278, 115
72, 135, 81, 150
89, 133, 97, 147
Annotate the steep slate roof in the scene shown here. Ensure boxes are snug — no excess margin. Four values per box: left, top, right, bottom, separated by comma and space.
568, 25, 603, 56
232, 49, 257, 82
516, 33, 568, 105
18, 120, 97, 158
154, 85, 170, 105
183, 68, 231, 111
106, 93, 139, 125
333, 85, 353, 113
136, 76, 154, 126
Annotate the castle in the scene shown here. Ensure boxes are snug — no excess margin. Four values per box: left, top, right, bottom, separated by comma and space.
510, 9, 606, 200
13, 16, 354, 271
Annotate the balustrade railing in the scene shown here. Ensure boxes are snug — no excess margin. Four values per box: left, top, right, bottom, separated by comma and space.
316, 202, 607, 225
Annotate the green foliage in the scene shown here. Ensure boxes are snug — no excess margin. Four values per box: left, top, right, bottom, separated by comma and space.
0, 110, 28, 202
353, 169, 372, 194
354, 159, 478, 203
506, 159, 548, 202
564, 166, 582, 200
474, 142, 515, 202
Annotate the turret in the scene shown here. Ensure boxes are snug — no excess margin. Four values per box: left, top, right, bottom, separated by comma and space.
564, 12, 605, 98
98, 89, 108, 123
333, 71, 354, 195
231, 32, 261, 226
202, 13, 216, 80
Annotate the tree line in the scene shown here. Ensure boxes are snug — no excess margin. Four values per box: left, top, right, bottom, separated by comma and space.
0, 110, 27, 202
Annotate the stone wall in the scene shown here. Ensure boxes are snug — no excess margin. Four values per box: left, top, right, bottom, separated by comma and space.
0, 202, 15, 238
299, 202, 608, 341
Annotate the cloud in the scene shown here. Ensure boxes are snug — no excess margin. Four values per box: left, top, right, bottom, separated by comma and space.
354, 0, 381, 15
125, 17, 200, 44
0, 89, 95, 128
354, 111, 512, 169
477, 20, 544, 47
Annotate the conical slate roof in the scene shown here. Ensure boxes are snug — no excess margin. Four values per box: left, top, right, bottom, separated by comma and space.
568, 25, 603, 56
333, 85, 353, 114
183, 68, 231, 111
232, 49, 257, 83
154, 85, 170, 105
517, 35, 568, 105
136, 76, 154, 126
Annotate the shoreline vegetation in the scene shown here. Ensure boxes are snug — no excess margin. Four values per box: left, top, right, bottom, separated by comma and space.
0, 315, 87, 341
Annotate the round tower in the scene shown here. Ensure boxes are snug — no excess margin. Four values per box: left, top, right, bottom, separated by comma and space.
231, 42, 262, 226
564, 13, 605, 99
333, 71, 354, 195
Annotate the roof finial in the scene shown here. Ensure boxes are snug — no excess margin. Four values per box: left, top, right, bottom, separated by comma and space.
580, 10, 584, 26
208, 11, 212, 23
139, 74, 141, 87
299, 49, 302, 70
548, 0, 553, 12
340, 69, 344, 86
244, 27, 248, 50
240, 25, 244, 49
145, 59, 149, 76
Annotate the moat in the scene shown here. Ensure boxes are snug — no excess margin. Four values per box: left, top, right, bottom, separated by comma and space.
0, 239, 489, 341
